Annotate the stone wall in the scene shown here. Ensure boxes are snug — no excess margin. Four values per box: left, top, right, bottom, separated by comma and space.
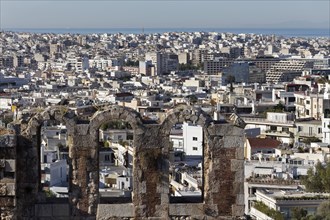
0, 130, 16, 220
0, 105, 245, 219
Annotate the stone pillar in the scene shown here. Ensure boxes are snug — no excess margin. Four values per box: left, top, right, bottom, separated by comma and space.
204, 124, 245, 218
70, 124, 98, 217
133, 125, 167, 218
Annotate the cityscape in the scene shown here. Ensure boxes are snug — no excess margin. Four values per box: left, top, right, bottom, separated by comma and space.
0, 0, 330, 220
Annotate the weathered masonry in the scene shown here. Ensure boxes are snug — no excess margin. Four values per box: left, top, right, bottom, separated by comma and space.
0, 104, 245, 219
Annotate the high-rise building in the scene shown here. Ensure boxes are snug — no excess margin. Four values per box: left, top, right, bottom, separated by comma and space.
164, 54, 179, 73
49, 44, 62, 59
139, 60, 154, 76
178, 52, 190, 64
145, 52, 162, 75
13, 54, 25, 68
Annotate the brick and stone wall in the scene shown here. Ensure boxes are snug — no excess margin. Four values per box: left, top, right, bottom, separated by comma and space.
0, 105, 245, 219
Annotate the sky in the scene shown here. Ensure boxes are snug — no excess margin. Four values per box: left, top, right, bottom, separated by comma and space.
0, 0, 329, 29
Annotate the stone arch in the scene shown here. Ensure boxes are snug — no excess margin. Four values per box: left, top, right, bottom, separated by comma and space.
87, 105, 146, 214
16, 106, 76, 217
160, 105, 213, 205
161, 105, 213, 133
89, 105, 145, 142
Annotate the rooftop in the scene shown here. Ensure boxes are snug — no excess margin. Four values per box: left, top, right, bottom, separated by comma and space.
247, 138, 282, 149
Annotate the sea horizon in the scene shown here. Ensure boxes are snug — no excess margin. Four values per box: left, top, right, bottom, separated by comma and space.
2, 27, 330, 38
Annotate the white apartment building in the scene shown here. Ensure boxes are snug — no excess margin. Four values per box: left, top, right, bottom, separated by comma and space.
251, 189, 330, 219
170, 122, 203, 156
243, 112, 295, 144
183, 122, 203, 156
295, 91, 323, 120
322, 83, 330, 144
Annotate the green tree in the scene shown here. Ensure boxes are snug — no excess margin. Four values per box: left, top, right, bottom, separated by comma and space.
316, 200, 330, 219
100, 123, 108, 130
302, 161, 330, 192
104, 141, 110, 148
253, 201, 284, 220
292, 207, 308, 220
323, 160, 330, 192
302, 137, 322, 144
266, 102, 285, 113
178, 63, 198, 71
187, 95, 198, 104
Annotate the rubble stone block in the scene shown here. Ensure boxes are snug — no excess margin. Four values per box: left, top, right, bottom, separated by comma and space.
5, 183, 15, 196
0, 197, 14, 206
223, 136, 244, 149
231, 205, 244, 217
236, 194, 245, 206
5, 160, 16, 172
35, 204, 53, 217
169, 204, 204, 216
52, 204, 70, 217
236, 147, 245, 160
234, 169, 244, 182
0, 135, 16, 148
97, 204, 134, 219
230, 159, 244, 172
0, 184, 7, 196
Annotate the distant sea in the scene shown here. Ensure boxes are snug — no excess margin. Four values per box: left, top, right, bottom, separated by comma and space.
2, 28, 330, 38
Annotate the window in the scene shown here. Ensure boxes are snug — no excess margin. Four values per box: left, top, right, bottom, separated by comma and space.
318, 128, 322, 134
288, 97, 295, 102
306, 109, 310, 115
105, 155, 110, 161
306, 100, 310, 104
193, 147, 198, 151
193, 137, 198, 141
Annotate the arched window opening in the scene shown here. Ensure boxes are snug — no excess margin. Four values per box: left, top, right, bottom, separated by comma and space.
169, 122, 203, 203
98, 119, 134, 203
40, 121, 69, 198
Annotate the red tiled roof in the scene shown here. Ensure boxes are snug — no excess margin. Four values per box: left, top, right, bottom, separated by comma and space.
247, 138, 281, 149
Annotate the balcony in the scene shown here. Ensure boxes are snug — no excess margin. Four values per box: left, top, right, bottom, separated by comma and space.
242, 117, 294, 126
264, 130, 293, 138
296, 132, 322, 138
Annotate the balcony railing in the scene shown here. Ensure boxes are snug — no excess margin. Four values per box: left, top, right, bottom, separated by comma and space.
296, 132, 322, 138
242, 117, 294, 126
264, 130, 293, 137
250, 207, 274, 220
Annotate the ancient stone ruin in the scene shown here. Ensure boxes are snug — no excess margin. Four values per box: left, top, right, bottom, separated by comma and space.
0, 104, 245, 219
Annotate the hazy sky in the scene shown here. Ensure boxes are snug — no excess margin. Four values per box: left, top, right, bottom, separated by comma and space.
0, 0, 329, 29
